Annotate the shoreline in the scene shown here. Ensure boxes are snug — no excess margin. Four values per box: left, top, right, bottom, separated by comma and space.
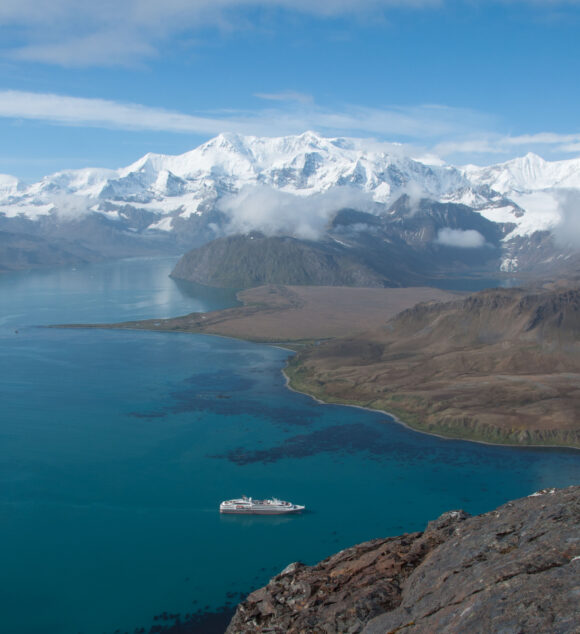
51, 320, 580, 451
281, 363, 580, 453
48, 280, 580, 452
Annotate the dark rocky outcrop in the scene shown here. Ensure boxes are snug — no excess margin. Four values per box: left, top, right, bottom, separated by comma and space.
170, 233, 397, 288
227, 486, 580, 633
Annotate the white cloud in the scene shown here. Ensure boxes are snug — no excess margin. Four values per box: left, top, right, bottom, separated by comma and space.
399, 181, 428, 215
219, 185, 374, 239
434, 131, 580, 164
553, 189, 580, 248
10, 30, 157, 68
255, 91, 314, 105
503, 132, 580, 146
0, 0, 441, 67
0, 89, 490, 141
1, 89, 578, 166
434, 138, 508, 157
561, 143, 580, 153
0, 0, 577, 67
0, 90, 230, 133
48, 193, 93, 218
436, 228, 486, 248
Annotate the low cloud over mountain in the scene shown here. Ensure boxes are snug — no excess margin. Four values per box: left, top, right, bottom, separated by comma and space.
1, 132, 579, 276
219, 185, 375, 240
436, 228, 486, 248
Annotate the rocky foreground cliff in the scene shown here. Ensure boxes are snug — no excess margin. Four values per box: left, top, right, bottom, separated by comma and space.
227, 486, 580, 633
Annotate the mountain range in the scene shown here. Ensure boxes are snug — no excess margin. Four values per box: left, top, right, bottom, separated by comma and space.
1, 132, 579, 278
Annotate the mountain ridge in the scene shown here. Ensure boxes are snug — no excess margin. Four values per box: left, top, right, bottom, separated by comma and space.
1, 132, 579, 275
169, 196, 510, 289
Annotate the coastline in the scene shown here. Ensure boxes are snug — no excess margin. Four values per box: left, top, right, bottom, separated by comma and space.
51, 321, 580, 451
49, 281, 580, 452
50, 320, 580, 451
282, 362, 580, 452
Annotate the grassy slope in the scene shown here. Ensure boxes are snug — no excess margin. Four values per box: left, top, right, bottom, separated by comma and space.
285, 287, 580, 448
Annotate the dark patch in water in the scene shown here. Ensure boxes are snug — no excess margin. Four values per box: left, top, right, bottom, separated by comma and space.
129, 412, 167, 419
131, 370, 320, 427
172, 394, 318, 426
181, 371, 253, 392
121, 605, 236, 634
209, 421, 525, 468
210, 423, 387, 464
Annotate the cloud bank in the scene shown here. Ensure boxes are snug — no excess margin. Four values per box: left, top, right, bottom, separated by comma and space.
0, 0, 439, 67
0, 89, 491, 141
436, 228, 486, 248
553, 190, 580, 249
1, 89, 578, 164
219, 185, 374, 240
435, 131, 580, 160
2, 0, 573, 67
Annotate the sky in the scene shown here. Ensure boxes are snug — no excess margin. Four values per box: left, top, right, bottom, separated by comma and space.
0, 0, 579, 181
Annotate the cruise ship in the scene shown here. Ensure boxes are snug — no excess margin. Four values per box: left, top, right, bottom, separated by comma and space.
219, 496, 305, 515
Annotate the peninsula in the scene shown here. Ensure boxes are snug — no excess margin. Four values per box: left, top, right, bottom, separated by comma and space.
60, 284, 457, 346
57, 283, 580, 448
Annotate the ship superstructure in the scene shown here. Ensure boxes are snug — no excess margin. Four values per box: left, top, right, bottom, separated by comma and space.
219, 496, 305, 515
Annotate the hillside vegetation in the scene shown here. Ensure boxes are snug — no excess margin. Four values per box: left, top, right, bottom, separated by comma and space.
286, 286, 580, 447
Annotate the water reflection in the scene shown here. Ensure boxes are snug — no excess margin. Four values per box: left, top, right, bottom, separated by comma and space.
219, 514, 303, 527
0, 256, 240, 329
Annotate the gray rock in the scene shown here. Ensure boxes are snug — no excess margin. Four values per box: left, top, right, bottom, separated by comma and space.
226, 486, 580, 634
364, 487, 580, 634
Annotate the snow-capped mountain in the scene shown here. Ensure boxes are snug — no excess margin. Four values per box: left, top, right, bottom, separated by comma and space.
1, 132, 579, 275
0, 132, 469, 219
465, 153, 580, 193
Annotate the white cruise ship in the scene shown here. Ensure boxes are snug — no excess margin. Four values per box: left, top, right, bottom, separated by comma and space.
219, 496, 305, 515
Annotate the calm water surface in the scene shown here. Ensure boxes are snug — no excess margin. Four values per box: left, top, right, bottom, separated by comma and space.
1, 258, 578, 634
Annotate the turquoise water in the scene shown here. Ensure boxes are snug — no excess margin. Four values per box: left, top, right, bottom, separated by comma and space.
1, 258, 578, 634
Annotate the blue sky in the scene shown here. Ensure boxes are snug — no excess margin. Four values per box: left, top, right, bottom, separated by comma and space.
0, 0, 579, 180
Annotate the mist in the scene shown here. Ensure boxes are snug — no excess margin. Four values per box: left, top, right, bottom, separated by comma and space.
218, 185, 376, 240
553, 190, 580, 249
436, 227, 486, 248
398, 181, 426, 216
50, 193, 93, 218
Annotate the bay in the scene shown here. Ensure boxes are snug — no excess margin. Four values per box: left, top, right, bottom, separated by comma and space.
0, 258, 578, 634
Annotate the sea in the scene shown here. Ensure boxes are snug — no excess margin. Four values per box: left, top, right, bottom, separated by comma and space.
1, 257, 578, 634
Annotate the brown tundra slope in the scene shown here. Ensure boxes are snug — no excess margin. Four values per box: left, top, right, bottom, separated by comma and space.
286, 286, 580, 447
227, 486, 580, 634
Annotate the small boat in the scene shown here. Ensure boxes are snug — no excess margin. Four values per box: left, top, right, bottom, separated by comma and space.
219, 495, 305, 515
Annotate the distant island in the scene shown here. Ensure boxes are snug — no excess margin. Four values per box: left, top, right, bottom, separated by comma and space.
57, 281, 580, 449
